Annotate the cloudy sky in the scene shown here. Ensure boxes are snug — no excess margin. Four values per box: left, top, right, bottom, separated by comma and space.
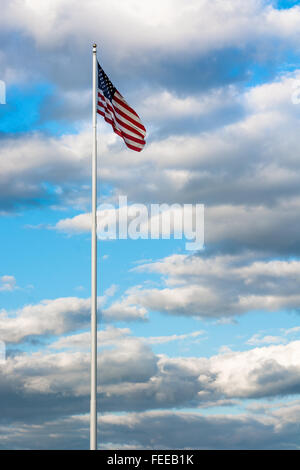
1, 0, 300, 450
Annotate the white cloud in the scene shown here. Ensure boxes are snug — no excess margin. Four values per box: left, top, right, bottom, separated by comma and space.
41, 70, 300, 258
140, 86, 239, 121
112, 253, 300, 319
142, 330, 205, 345
1, 1, 300, 59
0, 275, 17, 292
0, 130, 92, 210
1, 324, 300, 444
0, 297, 91, 343
53, 202, 204, 252
2, 332, 158, 395
102, 299, 148, 323
54, 211, 91, 234
208, 340, 300, 398
50, 326, 206, 351
246, 334, 284, 346
0, 291, 144, 344
50, 326, 131, 351
2, 68, 300, 250
4, 330, 300, 404
284, 326, 300, 336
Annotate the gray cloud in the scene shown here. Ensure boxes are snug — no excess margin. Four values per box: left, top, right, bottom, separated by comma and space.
2, 0, 300, 451
2, 65, 300, 262
25, 70, 300, 256
2, 401, 300, 449
99, 403, 300, 450
1, 0, 300, 85
107, 253, 300, 319
0, 131, 91, 210
1, 330, 300, 421
1, 322, 300, 449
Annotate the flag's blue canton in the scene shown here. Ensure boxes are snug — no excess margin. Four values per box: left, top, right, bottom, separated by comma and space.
98, 63, 116, 102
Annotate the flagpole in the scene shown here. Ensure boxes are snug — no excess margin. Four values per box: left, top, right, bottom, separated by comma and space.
90, 42, 98, 451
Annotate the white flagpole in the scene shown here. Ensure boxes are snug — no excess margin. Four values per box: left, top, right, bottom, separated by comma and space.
90, 42, 98, 451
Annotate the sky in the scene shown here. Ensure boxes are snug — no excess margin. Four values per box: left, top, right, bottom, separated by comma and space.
2, 0, 300, 450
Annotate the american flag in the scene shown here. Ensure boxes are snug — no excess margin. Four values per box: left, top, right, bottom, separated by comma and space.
97, 62, 146, 152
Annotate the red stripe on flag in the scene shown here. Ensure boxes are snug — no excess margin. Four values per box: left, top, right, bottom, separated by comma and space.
97, 106, 144, 151
112, 100, 146, 133
98, 90, 145, 136
99, 99, 145, 139
113, 92, 140, 118
97, 87, 146, 152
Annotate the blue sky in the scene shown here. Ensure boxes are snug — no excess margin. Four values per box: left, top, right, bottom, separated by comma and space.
2, 0, 300, 450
